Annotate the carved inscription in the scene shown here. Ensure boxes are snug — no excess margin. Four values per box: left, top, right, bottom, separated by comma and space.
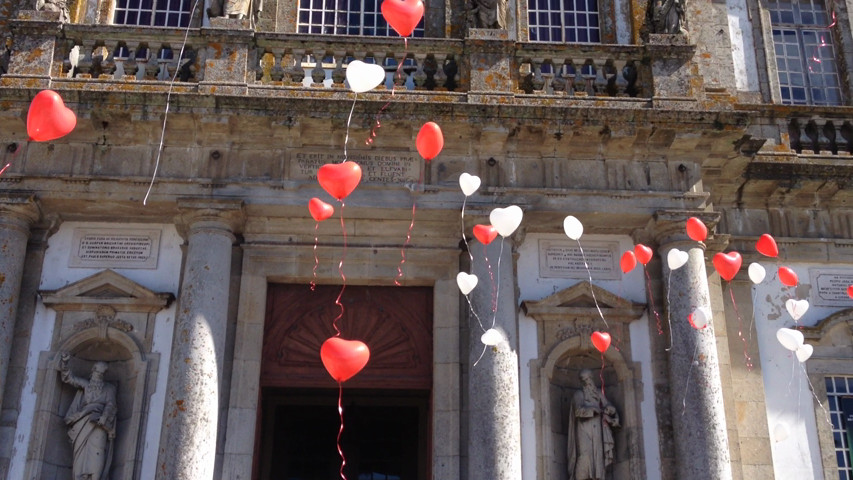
539, 240, 620, 280
289, 149, 422, 184
69, 229, 161, 269
810, 268, 853, 307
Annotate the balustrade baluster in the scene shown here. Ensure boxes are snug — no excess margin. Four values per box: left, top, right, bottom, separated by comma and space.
310, 48, 327, 85
593, 58, 608, 95
288, 49, 306, 84
412, 53, 427, 90
531, 58, 545, 93
331, 51, 346, 86
612, 59, 627, 96
270, 48, 285, 83
76, 39, 96, 78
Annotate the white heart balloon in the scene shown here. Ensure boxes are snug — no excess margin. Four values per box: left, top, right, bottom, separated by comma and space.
481, 328, 504, 346
748, 262, 766, 284
776, 327, 804, 351
456, 272, 478, 295
563, 215, 584, 240
688, 306, 710, 329
795, 343, 814, 362
667, 248, 689, 270
490, 205, 523, 237
786, 299, 809, 321
772, 423, 789, 443
459, 173, 481, 196
346, 60, 385, 93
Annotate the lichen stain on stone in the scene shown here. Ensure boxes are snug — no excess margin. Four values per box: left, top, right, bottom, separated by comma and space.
210, 43, 223, 58
0, 272, 5, 287
176, 399, 186, 411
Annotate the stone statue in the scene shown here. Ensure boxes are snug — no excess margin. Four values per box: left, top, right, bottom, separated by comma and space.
652, 0, 686, 35
468, 0, 507, 29
208, 0, 262, 24
59, 353, 117, 480
566, 369, 620, 480
35, 0, 69, 22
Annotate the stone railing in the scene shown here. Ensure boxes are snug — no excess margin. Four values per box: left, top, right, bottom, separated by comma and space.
788, 116, 853, 155
515, 43, 646, 97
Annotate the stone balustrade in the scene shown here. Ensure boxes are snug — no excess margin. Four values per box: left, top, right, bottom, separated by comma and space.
788, 116, 853, 155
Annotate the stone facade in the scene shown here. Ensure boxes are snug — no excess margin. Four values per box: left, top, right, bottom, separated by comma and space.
0, 0, 852, 478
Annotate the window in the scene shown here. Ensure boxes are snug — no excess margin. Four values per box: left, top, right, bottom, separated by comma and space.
768, 0, 842, 105
297, 0, 424, 36
528, 0, 600, 43
826, 376, 853, 479
113, 0, 192, 27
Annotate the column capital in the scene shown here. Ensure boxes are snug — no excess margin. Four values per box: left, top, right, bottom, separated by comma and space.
175, 198, 245, 241
0, 193, 41, 235
652, 210, 723, 250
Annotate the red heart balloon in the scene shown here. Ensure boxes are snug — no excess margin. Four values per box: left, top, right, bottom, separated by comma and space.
634, 244, 653, 266
381, 0, 424, 37
591, 331, 611, 353
778, 266, 798, 287
416, 122, 444, 161
308, 197, 335, 221
473, 224, 498, 245
713, 251, 742, 282
848, 285, 853, 299
620, 250, 637, 273
685, 217, 708, 242
317, 161, 362, 200
756, 233, 779, 258
27, 90, 77, 142
320, 336, 370, 383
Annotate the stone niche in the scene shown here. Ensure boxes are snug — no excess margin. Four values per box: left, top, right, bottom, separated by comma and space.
522, 282, 647, 480
26, 270, 173, 480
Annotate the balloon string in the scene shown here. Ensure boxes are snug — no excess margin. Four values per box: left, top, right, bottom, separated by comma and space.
473, 343, 487, 367
365, 40, 409, 145
801, 362, 833, 427
576, 239, 608, 329
484, 244, 496, 314
599, 352, 606, 399
394, 200, 416, 286
645, 267, 663, 335
664, 271, 673, 351
0, 141, 25, 178
333, 201, 348, 337
343, 94, 357, 162
311, 222, 320, 291
464, 293, 487, 333
143, 0, 200, 206
336, 382, 348, 480
489, 239, 505, 330
729, 284, 753, 370
461, 196, 474, 265
681, 338, 702, 416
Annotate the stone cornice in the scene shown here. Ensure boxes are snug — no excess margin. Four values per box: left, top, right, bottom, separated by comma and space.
175, 197, 245, 240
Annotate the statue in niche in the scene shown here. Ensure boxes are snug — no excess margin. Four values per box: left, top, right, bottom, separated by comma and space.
35, 0, 69, 22
208, 0, 262, 24
567, 369, 620, 480
468, 0, 507, 29
59, 353, 117, 480
652, 0, 686, 35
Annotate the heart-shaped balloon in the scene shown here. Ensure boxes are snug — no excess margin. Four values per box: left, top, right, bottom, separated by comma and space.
459, 173, 481, 196
776, 327, 804, 351
848, 285, 853, 299
666, 248, 689, 270
591, 331, 611, 353
795, 343, 813, 362
381, 0, 424, 37
473, 224, 498, 245
416, 122, 444, 161
320, 336, 370, 383
778, 267, 798, 287
748, 262, 766, 284
456, 272, 478, 295
756, 233, 779, 257
713, 251, 742, 282
308, 197, 335, 221
346, 60, 386, 93
563, 215, 583, 241
620, 251, 637, 273
634, 244, 653, 266
688, 307, 710, 329
785, 298, 809, 321
685, 217, 708, 242
317, 161, 362, 200
27, 90, 77, 142
490, 205, 523, 237
481, 328, 504, 346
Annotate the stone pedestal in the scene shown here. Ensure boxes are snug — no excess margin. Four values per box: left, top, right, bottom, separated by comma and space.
467, 239, 522, 480
157, 199, 243, 480
465, 34, 514, 103
0, 194, 39, 412
656, 211, 732, 480
1, 12, 61, 88
199, 20, 253, 95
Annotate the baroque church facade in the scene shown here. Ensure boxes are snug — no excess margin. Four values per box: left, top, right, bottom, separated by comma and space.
0, 0, 852, 477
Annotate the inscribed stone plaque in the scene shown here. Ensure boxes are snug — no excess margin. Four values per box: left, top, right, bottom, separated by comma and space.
289, 149, 422, 184
69, 228, 161, 269
809, 268, 853, 307
539, 240, 619, 280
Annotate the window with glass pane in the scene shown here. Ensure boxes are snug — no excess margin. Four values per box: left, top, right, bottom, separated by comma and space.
114, 0, 192, 26
768, 0, 842, 105
826, 376, 853, 480
528, 0, 600, 43
297, 0, 424, 36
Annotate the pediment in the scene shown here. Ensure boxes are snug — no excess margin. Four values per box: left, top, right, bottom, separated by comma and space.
41, 270, 174, 312
802, 307, 853, 344
521, 281, 645, 323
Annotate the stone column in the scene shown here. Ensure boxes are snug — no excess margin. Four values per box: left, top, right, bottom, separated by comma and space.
466, 238, 522, 480
655, 211, 732, 480
157, 199, 243, 480
0, 194, 39, 413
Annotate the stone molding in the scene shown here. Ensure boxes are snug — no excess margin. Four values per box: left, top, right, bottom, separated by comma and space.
0, 193, 41, 236
175, 197, 245, 241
